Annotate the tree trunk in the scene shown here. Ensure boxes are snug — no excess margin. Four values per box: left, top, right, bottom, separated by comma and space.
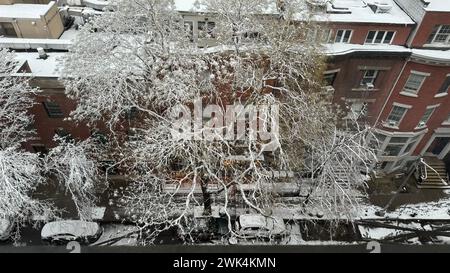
201, 180, 212, 216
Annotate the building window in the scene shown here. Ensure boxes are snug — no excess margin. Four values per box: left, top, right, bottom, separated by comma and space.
346, 102, 368, 120
386, 105, 408, 127
43, 101, 64, 118
334, 30, 352, 43
0, 22, 17, 38
402, 72, 427, 95
365, 30, 395, 44
125, 107, 139, 120
427, 25, 450, 45
384, 137, 409, 156
360, 70, 379, 86
437, 75, 450, 95
184, 21, 194, 41
92, 130, 108, 145
198, 21, 216, 38
308, 28, 332, 43
32, 144, 48, 155
323, 71, 338, 86
417, 107, 436, 128
445, 114, 450, 124
404, 135, 421, 154
55, 128, 74, 142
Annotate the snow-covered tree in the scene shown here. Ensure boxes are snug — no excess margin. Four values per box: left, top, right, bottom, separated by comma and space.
0, 48, 39, 148
62, 0, 377, 243
45, 137, 104, 221
0, 48, 54, 231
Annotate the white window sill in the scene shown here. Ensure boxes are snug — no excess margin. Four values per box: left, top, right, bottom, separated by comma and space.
443, 122, 450, 126
382, 124, 400, 129
400, 92, 419, 98
414, 126, 428, 130
423, 43, 450, 48
434, 93, 448, 98
352, 88, 379, 92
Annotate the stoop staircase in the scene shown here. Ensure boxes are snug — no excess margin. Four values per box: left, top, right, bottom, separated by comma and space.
416, 157, 450, 189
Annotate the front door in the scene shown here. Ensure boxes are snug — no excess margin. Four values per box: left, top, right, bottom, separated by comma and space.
427, 137, 450, 157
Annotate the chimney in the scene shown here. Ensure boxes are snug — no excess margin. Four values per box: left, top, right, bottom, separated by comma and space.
37, 47, 48, 60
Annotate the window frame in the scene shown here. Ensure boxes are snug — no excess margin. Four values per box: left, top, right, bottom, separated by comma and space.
417, 106, 439, 129
323, 70, 339, 86
334, 29, 353, 43
386, 104, 410, 127
360, 70, 379, 86
197, 21, 216, 39
437, 74, 450, 96
365, 30, 396, 44
428, 25, 450, 45
401, 71, 428, 96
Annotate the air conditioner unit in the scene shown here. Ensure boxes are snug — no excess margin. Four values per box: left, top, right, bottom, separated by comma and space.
367, 1, 393, 13
324, 85, 335, 93
388, 121, 397, 127
366, 83, 375, 90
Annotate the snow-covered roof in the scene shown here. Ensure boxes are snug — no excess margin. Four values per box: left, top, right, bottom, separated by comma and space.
174, 0, 207, 13
173, 0, 279, 14
173, 0, 413, 25
0, 2, 55, 20
424, 0, 450, 12
323, 43, 412, 56
14, 52, 65, 78
311, 0, 415, 25
411, 48, 450, 64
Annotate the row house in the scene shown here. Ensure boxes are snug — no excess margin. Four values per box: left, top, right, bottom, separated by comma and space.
5, 0, 450, 183
372, 0, 450, 182
307, 0, 450, 180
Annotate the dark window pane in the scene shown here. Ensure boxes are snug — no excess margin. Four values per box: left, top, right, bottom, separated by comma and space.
366, 31, 376, 43
343, 30, 351, 42
32, 145, 48, 155
438, 76, 450, 94
375, 31, 385, 43
427, 25, 440, 43
384, 31, 394, 44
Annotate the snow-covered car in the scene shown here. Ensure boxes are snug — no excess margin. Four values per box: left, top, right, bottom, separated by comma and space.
0, 218, 13, 241
41, 220, 103, 245
235, 214, 287, 239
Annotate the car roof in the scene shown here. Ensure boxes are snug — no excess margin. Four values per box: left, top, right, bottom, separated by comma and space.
0, 219, 11, 235
239, 214, 280, 229
41, 220, 100, 239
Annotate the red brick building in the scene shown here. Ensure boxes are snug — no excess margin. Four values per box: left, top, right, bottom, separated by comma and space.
7, 0, 450, 178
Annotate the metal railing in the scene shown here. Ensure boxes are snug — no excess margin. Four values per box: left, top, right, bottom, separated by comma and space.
417, 158, 447, 184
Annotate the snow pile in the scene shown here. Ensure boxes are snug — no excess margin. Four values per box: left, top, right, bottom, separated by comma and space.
359, 199, 450, 221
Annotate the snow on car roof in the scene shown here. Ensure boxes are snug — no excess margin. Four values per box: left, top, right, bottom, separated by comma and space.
0, 219, 11, 235
239, 214, 269, 228
0, 2, 54, 20
41, 221, 101, 239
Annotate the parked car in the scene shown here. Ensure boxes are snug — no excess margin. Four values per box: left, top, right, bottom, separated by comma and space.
235, 214, 287, 239
0, 218, 13, 241
41, 220, 103, 245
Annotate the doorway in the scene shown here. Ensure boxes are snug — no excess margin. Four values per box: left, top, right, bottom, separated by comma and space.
426, 137, 450, 160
